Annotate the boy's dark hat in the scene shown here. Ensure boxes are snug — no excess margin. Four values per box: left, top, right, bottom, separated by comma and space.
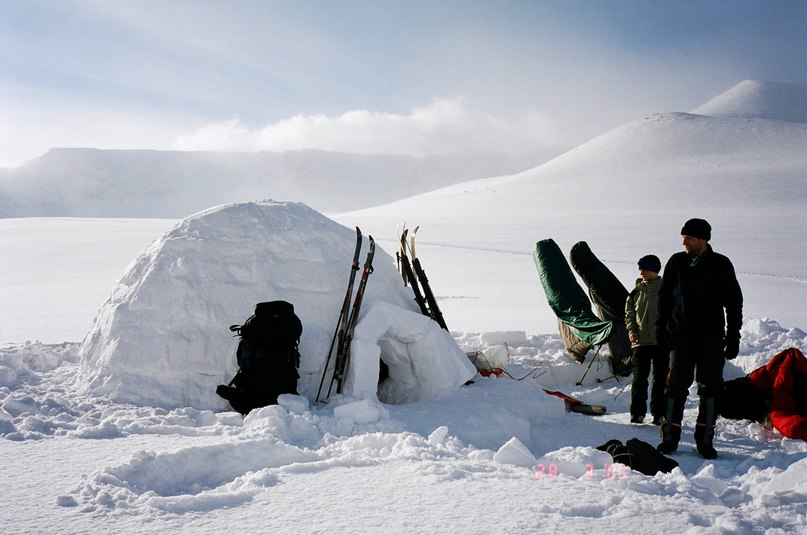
638, 255, 661, 273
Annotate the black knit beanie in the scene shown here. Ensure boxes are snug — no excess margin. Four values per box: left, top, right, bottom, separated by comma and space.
681, 218, 711, 241
638, 255, 662, 273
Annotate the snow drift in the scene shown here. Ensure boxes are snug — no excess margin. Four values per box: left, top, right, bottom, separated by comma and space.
76, 201, 474, 409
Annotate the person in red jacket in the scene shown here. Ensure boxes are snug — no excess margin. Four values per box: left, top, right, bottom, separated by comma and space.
655, 218, 743, 459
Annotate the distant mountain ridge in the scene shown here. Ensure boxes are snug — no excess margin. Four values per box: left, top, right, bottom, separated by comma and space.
0, 80, 803, 218
0, 148, 543, 217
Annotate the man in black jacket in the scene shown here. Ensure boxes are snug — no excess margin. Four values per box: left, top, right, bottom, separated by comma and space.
656, 218, 743, 459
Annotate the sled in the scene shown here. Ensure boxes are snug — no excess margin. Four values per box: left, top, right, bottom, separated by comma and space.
543, 389, 607, 416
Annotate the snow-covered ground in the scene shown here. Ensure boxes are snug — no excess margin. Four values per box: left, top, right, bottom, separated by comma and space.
1, 81, 805, 533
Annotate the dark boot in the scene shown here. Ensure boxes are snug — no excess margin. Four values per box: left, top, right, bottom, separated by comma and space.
658, 421, 681, 454
657, 396, 684, 454
695, 397, 718, 459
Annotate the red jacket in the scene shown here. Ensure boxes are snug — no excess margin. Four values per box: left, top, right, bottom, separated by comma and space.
749, 348, 807, 441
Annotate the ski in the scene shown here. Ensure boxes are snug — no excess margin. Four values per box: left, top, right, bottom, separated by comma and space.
317, 227, 362, 403
411, 256, 448, 331
397, 227, 409, 287
409, 228, 447, 330
398, 226, 448, 330
399, 229, 429, 316
409, 225, 419, 260
331, 235, 375, 396
543, 389, 607, 416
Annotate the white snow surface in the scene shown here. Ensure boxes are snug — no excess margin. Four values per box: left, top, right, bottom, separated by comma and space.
1, 81, 806, 533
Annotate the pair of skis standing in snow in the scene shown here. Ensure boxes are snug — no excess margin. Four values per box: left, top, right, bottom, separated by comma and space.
396, 227, 448, 331
316, 226, 447, 403
316, 227, 374, 402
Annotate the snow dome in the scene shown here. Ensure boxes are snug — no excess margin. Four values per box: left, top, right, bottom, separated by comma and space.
77, 201, 474, 409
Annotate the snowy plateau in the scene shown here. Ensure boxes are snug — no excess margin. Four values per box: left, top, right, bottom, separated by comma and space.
0, 80, 806, 534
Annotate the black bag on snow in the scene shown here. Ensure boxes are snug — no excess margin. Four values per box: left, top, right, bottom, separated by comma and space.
216, 301, 303, 415
597, 438, 679, 476
718, 376, 769, 423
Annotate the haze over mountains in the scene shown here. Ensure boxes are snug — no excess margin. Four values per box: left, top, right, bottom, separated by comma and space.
0, 80, 803, 221
0, 148, 544, 217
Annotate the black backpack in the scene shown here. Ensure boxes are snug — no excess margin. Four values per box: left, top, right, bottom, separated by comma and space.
230, 300, 303, 371
217, 301, 303, 414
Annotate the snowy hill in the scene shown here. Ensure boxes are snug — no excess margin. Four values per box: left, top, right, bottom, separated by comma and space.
0, 148, 543, 216
692, 80, 806, 122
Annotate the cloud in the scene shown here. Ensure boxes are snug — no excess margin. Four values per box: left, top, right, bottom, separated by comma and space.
172, 97, 564, 157
6, 2, 802, 169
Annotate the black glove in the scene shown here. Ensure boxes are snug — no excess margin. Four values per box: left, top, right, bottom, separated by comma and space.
723, 334, 740, 360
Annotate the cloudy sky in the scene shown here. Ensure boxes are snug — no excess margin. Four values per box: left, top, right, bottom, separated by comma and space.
1, 0, 805, 167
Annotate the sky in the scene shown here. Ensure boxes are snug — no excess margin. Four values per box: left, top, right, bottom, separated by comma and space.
1, 0, 805, 168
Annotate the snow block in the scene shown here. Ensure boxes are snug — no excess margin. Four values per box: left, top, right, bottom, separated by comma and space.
480, 331, 526, 346
494, 437, 537, 468
333, 398, 389, 425
348, 302, 476, 404
76, 200, 422, 409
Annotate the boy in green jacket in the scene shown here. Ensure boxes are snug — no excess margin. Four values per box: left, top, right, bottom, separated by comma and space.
625, 255, 668, 425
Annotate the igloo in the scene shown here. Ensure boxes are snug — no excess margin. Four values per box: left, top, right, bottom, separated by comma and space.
77, 201, 474, 408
